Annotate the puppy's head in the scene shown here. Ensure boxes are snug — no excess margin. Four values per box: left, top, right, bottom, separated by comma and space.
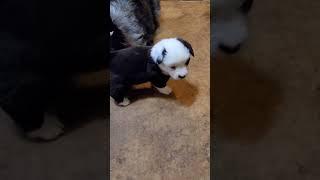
150, 38, 194, 80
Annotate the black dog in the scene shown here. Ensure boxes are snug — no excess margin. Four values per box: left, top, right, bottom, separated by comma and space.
110, 0, 160, 46
0, 0, 107, 140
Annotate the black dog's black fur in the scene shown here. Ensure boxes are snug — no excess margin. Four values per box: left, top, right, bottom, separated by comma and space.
109, 16, 128, 51
131, 0, 159, 45
0, 0, 107, 134
110, 0, 160, 46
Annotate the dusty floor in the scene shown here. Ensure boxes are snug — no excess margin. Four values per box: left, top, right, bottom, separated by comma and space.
214, 0, 320, 179
110, 1, 210, 180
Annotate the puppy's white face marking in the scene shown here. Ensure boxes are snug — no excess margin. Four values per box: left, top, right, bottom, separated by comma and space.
151, 38, 193, 80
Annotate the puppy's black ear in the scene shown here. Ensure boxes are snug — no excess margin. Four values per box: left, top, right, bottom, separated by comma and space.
157, 48, 167, 64
177, 38, 194, 57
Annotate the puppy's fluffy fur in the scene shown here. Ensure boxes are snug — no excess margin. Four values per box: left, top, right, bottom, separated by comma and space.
110, 38, 194, 106
110, 0, 160, 46
0, 0, 106, 140
213, 0, 254, 55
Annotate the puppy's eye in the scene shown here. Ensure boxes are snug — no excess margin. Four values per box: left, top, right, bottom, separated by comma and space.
171, 66, 176, 70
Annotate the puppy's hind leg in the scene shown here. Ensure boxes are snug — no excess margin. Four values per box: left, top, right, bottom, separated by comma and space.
111, 91, 130, 107
111, 89, 130, 106
110, 78, 130, 106
117, 97, 130, 106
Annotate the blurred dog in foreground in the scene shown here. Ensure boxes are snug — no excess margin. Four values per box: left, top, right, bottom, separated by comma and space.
0, 0, 106, 141
213, 0, 254, 55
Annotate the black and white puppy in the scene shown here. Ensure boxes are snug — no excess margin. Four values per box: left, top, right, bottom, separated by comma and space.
110, 0, 160, 46
213, 0, 254, 54
110, 38, 194, 106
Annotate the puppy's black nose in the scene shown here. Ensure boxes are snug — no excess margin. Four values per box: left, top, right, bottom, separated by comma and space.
178, 75, 186, 79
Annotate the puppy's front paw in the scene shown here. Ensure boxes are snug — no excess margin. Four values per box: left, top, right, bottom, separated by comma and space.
26, 116, 64, 141
118, 97, 130, 106
155, 86, 172, 95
